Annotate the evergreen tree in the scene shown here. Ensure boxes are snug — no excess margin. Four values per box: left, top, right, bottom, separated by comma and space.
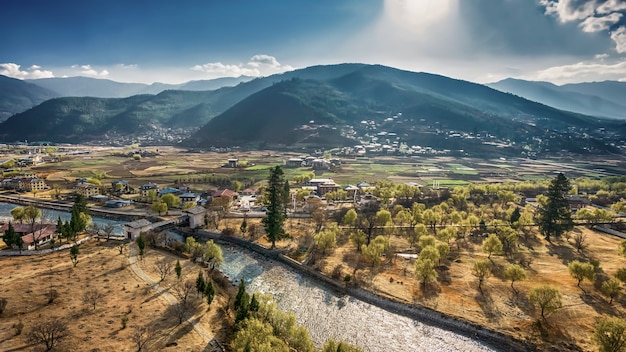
175, 260, 182, 280
3, 222, 19, 249
538, 173, 573, 241
234, 280, 247, 310
262, 166, 287, 248
510, 207, 521, 224
196, 271, 206, 295
55, 216, 65, 243
205, 280, 215, 306
137, 234, 145, 258
249, 293, 259, 313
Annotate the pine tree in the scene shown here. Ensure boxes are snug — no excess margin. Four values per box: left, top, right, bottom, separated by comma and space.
196, 271, 206, 295
262, 166, 287, 248
204, 280, 215, 306
538, 173, 573, 241
234, 280, 247, 310
3, 222, 19, 249
175, 260, 182, 280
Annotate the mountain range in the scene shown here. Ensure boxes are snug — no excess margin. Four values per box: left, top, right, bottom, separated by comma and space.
0, 64, 624, 156
487, 78, 626, 120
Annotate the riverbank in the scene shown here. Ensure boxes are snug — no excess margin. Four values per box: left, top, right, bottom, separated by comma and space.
194, 229, 536, 352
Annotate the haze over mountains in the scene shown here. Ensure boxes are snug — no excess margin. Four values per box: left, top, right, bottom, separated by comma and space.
487, 79, 626, 120
0, 63, 624, 156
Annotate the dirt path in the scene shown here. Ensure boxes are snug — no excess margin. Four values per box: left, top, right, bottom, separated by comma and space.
127, 245, 222, 349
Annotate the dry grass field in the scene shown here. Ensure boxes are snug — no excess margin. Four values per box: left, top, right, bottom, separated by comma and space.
0, 240, 234, 352
300, 225, 626, 351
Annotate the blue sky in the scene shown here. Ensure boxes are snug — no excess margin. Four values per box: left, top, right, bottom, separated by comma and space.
1, 0, 625, 84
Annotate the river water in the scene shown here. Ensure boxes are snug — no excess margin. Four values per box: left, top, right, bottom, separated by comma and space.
219, 245, 495, 352
0, 202, 494, 351
0, 202, 125, 235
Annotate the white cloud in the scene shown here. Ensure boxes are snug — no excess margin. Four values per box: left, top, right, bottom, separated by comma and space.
191, 62, 260, 77
594, 53, 610, 59
191, 55, 293, 78
540, 0, 599, 22
525, 59, 626, 84
579, 13, 623, 32
0, 63, 54, 79
80, 64, 109, 77
597, 0, 626, 14
611, 26, 626, 53
248, 54, 280, 67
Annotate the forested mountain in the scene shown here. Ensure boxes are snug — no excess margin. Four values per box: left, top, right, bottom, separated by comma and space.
0, 75, 59, 122
187, 65, 624, 154
2, 64, 624, 155
488, 78, 626, 120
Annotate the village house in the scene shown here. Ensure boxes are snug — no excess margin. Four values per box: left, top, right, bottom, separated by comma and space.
179, 192, 200, 205
75, 183, 100, 197
139, 183, 159, 198
184, 206, 207, 229
306, 178, 339, 196
285, 158, 304, 168
18, 177, 47, 192
227, 158, 238, 168
111, 180, 130, 194
123, 219, 153, 240
0, 223, 57, 250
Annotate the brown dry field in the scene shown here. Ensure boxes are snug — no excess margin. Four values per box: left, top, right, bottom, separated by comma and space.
0, 240, 233, 352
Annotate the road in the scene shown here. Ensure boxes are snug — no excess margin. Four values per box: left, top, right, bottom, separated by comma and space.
127, 245, 223, 351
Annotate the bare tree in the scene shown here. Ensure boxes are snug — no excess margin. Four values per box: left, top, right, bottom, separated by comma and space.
82, 288, 104, 310
172, 300, 193, 325
118, 240, 127, 255
102, 223, 116, 241
132, 324, 155, 352
46, 289, 59, 305
171, 280, 194, 305
154, 259, 173, 282
27, 318, 69, 352
90, 222, 102, 241
573, 232, 588, 253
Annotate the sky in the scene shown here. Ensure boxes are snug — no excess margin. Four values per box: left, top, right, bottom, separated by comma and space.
1, 0, 625, 85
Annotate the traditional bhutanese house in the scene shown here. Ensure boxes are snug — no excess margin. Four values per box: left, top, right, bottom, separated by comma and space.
343, 185, 360, 199
227, 158, 238, 168
158, 187, 180, 196
285, 158, 304, 168
184, 206, 207, 229
213, 189, 238, 200
318, 180, 340, 196
179, 192, 200, 205
19, 178, 47, 192
123, 219, 153, 240
139, 183, 159, 198
75, 183, 100, 197
111, 180, 130, 193
239, 188, 256, 196
105, 199, 131, 208
567, 195, 590, 211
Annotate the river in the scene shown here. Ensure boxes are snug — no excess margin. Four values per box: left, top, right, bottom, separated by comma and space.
0, 202, 495, 351
0, 202, 126, 235
218, 245, 495, 352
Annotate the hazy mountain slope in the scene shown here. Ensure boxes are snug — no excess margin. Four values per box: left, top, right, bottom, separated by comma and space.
26, 77, 148, 98
0, 75, 59, 121
488, 78, 626, 119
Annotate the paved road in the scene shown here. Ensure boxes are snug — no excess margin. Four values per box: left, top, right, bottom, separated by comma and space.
127, 245, 223, 351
